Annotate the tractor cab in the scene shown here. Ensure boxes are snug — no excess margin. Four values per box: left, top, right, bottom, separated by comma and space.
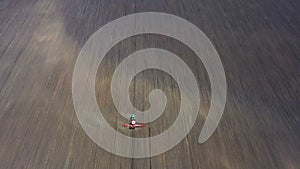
130, 114, 136, 125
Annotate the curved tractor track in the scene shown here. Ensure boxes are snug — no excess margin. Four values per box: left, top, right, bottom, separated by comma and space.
0, 0, 299, 168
